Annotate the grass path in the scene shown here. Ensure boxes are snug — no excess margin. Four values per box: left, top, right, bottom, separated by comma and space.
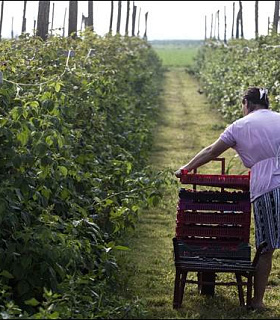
117, 68, 280, 319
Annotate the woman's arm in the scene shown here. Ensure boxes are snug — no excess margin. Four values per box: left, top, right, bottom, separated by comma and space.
175, 138, 230, 177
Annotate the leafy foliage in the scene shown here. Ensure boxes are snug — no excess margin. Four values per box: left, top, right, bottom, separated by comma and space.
191, 34, 280, 123
0, 30, 166, 318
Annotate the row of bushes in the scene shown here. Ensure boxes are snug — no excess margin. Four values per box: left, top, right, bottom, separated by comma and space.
0, 30, 166, 318
190, 34, 280, 123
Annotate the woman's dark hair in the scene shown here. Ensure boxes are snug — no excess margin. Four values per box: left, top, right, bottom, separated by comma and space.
242, 87, 269, 112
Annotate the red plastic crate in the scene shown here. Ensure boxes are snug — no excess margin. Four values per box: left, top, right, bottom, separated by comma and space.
176, 210, 251, 225
177, 199, 251, 212
180, 172, 250, 190
175, 239, 251, 260
176, 224, 249, 241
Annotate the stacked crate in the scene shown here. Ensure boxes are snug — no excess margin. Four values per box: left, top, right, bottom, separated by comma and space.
173, 158, 251, 296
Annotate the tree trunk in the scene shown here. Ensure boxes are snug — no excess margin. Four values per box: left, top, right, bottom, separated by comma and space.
217, 10, 220, 40
36, 1, 50, 40
109, 1, 113, 33
68, 0, 78, 38
116, 1, 122, 34
210, 13, 213, 39
143, 11, 148, 40
137, 7, 141, 36
213, 11, 217, 39
50, 2, 54, 35
268, 16, 270, 35
204, 15, 207, 40
236, 9, 240, 39
0, 1, 4, 41
239, 1, 244, 38
11, 16, 13, 39
255, 1, 259, 39
63, 7, 67, 36
231, 2, 235, 38
273, 0, 279, 33
132, 2, 137, 36
22, 1, 27, 34
88, 1, 93, 31
125, 1, 130, 36
224, 6, 227, 43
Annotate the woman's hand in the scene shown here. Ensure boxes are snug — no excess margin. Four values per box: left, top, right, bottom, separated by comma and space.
174, 169, 182, 178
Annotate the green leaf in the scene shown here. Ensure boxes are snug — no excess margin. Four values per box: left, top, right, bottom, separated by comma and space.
114, 245, 131, 251
58, 166, 68, 177
24, 298, 40, 307
0, 270, 14, 279
55, 82, 61, 93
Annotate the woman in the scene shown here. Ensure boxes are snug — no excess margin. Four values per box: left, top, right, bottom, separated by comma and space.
175, 87, 280, 310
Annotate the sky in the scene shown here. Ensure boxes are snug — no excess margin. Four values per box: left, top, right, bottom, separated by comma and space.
0, 1, 277, 41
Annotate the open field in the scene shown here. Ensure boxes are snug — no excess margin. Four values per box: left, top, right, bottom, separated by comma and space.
149, 39, 203, 67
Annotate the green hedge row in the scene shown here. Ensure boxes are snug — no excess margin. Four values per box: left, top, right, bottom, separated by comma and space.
0, 31, 165, 319
191, 34, 280, 123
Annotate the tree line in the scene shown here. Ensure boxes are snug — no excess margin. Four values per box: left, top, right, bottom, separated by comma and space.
0, 1, 149, 41
205, 1, 280, 43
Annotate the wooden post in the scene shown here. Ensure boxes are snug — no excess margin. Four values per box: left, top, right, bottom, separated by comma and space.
205, 15, 207, 40
255, 1, 259, 39
239, 1, 244, 38
143, 11, 148, 40
68, 0, 78, 38
217, 10, 220, 40
109, 0, 113, 33
132, 2, 137, 36
51, 2, 54, 35
116, 1, 122, 34
36, 1, 50, 40
33, 19, 36, 36
11, 16, 13, 39
224, 6, 227, 43
137, 7, 141, 36
0, 1, 4, 41
236, 5, 241, 38
22, 0, 27, 34
125, 0, 130, 36
63, 7, 67, 37
88, 1, 93, 31
210, 13, 213, 39
231, 2, 235, 38
213, 11, 217, 39
273, 0, 279, 33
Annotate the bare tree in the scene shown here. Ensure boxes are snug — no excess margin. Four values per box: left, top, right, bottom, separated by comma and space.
210, 13, 213, 39
109, 1, 113, 33
137, 7, 141, 36
125, 1, 130, 36
132, 2, 137, 36
204, 15, 207, 40
68, 0, 78, 38
231, 2, 235, 39
217, 10, 220, 40
50, 2, 55, 35
224, 6, 227, 43
143, 11, 148, 40
116, 1, 122, 34
273, 0, 280, 33
88, 1, 93, 31
255, 1, 259, 39
0, 1, 4, 41
36, 1, 50, 40
11, 16, 13, 39
239, 1, 244, 38
62, 7, 67, 37
22, 1, 27, 34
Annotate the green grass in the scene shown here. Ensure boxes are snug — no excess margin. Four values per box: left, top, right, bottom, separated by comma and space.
115, 68, 280, 319
153, 47, 199, 67
150, 40, 203, 67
